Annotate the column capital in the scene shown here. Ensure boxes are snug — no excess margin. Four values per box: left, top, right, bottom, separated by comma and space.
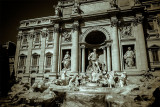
54, 24, 60, 33
80, 45, 85, 49
107, 44, 111, 47
72, 21, 79, 31
132, 16, 144, 26
17, 34, 22, 41
101, 46, 107, 50
41, 30, 48, 38
111, 18, 121, 27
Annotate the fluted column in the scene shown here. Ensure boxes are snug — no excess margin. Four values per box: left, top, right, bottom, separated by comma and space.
107, 45, 111, 71
103, 47, 107, 71
81, 45, 85, 73
53, 24, 60, 74
111, 18, 121, 71
71, 21, 79, 73
134, 16, 148, 71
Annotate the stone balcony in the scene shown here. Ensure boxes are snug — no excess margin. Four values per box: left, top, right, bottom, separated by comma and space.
44, 66, 52, 73
17, 66, 26, 73
29, 66, 39, 73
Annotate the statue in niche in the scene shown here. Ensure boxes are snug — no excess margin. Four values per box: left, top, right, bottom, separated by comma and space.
124, 47, 135, 68
62, 51, 71, 70
88, 49, 101, 72
120, 26, 132, 38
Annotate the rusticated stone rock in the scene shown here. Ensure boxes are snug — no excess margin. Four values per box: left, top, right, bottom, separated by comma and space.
61, 92, 105, 107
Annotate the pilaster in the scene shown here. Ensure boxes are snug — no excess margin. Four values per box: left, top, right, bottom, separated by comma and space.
14, 32, 22, 76
25, 31, 34, 73
39, 29, 47, 73
133, 15, 148, 71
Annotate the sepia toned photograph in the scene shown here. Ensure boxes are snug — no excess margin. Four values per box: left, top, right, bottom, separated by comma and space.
0, 0, 160, 106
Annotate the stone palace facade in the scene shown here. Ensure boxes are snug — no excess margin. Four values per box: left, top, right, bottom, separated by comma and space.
14, 0, 160, 83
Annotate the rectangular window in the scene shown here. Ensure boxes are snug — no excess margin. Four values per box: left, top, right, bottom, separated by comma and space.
152, 49, 159, 61
19, 56, 26, 67
46, 56, 51, 67
35, 35, 40, 43
32, 56, 38, 66
48, 35, 53, 42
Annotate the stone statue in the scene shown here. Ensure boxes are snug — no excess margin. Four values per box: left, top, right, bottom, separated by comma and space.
88, 49, 101, 72
62, 51, 71, 70
68, 74, 79, 91
107, 71, 116, 88
72, 2, 80, 14
55, 6, 61, 16
119, 72, 127, 87
124, 47, 135, 68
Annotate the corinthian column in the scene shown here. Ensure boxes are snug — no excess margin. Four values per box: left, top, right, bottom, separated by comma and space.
71, 21, 79, 73
81, 45, 85, 73
53, 24, 60, 74
107, 44, 111, 71
134, 16, 148, 71
103, 47, 107, 71
111, 18, 121, 71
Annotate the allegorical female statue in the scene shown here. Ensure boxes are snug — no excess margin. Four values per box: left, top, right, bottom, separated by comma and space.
124, 47, 135, 68
62, 51, 71, 70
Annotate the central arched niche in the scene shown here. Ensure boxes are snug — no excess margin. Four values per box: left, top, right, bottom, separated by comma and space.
85, 31, 106, 45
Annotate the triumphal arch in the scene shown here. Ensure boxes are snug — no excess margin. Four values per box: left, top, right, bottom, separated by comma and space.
14, 0, 160, 83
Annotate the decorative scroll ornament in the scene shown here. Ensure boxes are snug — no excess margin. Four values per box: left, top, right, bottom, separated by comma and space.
132, 16, 144, 26
120, 26, 133, 38
62, 31, 72, 42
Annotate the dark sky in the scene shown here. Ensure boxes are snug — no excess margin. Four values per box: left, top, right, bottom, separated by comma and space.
0, 0, 58, 44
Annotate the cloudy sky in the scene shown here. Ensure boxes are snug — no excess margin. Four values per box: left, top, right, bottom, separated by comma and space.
0, 0, 58, 44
